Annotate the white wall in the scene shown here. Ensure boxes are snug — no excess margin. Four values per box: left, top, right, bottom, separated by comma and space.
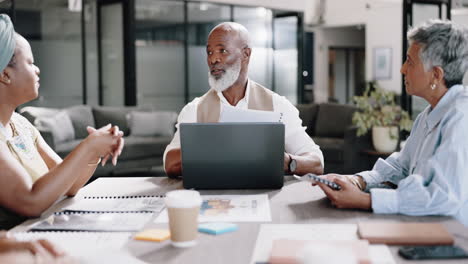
453, 8, 468, 25
204, 0, 306, 12
312, 27, 365, 102
322, 0, 367, 26
310, 0, 403, 102
452, 9, 468, 85
366, 0, 402, 94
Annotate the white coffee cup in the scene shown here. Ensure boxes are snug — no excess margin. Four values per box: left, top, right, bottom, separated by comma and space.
165, 190, 202, 248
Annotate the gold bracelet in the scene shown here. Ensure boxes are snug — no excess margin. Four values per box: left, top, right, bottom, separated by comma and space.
353, 176, 363, 190
351, 175, 365, 191
346, 175, 363, 190
87, 157, 102, 166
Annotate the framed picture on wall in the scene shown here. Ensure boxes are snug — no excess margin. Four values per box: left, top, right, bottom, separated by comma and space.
373, 47, 392, 80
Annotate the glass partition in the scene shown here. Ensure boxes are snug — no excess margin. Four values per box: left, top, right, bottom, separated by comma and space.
100, 2, 124, 106
84, 0, 99, 105
135, 0, 185, 111
4, 0, 302, 112
187, 2, 230, 101
234, 6, 273, 90
274, 16, 298, 104
15, 0, 83, 108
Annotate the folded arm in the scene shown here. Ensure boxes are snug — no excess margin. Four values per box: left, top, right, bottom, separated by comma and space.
0, 125, 123, 217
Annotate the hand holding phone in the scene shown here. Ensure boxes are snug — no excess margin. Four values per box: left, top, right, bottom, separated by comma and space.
399, 245, 468, 260
308, 174, 341, 190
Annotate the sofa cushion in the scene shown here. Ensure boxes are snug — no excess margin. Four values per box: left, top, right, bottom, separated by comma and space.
55, 139, 82, 158
92, 107, 133, 136
35, 111, 75, 145
20, 106, 59, 124
65, 105, 95, 139
296, 104, 319, 136
120, 136, 172, 160
313, 137, 344, 163
127, 111, 177, 137
92, 106, 153, 136
315, 103, 356, 138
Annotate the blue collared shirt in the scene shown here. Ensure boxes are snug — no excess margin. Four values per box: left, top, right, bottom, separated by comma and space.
358, 85, 468, 226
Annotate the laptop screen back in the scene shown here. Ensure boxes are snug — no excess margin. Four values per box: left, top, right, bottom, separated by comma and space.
180, 123, 285, 189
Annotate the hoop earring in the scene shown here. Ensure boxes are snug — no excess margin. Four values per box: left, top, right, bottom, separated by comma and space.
430, 84, 436, 90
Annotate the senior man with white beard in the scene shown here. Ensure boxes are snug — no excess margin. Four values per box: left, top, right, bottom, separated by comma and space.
164, 22, 324, 178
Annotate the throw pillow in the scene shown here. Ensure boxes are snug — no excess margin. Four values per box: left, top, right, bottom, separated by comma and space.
92, 107, 133, 136
65, 105, 95, 139
127, 111, 177, 137
34, 111, 75, 145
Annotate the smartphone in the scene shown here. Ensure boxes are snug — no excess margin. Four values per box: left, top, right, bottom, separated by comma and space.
398, 245, 468, 260
307, 174, 341, 190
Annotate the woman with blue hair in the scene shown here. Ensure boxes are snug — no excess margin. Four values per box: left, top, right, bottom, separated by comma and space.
0, 13, 124, 231
314, 19, 468, 227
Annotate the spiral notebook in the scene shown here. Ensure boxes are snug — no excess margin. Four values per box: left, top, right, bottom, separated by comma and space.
30, 195, 165, 232
63, 195, 165, 213
31, 211, 152, 232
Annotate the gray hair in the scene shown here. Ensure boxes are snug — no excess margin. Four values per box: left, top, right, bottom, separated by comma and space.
407, 19, 468, 88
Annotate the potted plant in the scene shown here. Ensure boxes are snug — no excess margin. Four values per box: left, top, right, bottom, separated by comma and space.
352, 82, 412, 153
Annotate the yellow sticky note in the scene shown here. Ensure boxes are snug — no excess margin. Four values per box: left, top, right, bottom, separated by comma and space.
134, 229, 170, 242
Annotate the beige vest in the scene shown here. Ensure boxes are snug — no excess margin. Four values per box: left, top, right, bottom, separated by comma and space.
197, 81, 274, 123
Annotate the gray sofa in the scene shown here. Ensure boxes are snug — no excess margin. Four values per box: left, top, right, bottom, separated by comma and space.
19, 105, 176, 177
296, 103, 372, 174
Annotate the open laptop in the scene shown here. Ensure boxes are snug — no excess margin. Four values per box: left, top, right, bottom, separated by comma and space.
180, 123, 285, 189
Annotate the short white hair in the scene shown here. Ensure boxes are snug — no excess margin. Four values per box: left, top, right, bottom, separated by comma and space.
209, 22, 251, 48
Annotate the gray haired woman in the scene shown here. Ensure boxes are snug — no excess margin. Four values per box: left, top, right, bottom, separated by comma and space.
313, 20, 468, 226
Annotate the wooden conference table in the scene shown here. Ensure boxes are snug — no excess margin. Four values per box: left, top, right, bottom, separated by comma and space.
12, 176, 468, 264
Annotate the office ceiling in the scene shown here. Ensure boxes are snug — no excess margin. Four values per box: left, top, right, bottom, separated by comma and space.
10, 0, 468, 16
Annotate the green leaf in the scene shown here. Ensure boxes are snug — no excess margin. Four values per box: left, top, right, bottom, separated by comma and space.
351, 82, 413, 136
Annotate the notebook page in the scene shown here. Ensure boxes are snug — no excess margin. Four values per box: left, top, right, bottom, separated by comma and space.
64, 196, 165, 213
31, 212, 152, 232
13, 231, 132, 257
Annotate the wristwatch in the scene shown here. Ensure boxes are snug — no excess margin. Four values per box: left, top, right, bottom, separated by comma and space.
288, 154, 297, 174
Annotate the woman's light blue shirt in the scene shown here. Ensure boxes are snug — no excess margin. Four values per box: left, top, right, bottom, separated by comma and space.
358, 85, 468, 226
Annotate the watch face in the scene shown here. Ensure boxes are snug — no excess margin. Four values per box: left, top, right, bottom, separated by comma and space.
290, 159, 297, 173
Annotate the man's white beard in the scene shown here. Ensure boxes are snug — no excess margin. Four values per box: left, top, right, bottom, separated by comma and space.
208, 60, 241, 92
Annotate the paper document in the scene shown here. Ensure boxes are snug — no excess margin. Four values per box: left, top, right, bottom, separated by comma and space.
64, 196, 165, 213
31, 212, 152, 232
82, 249, 148, 264
219, 104, 283, 123
250, 224, 395, 264
155, 194, 271, 223
13, 231, 131, 257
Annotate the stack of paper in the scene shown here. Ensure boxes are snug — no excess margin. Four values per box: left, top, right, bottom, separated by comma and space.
358, 222, 454, 245
250, 224, 396, 264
